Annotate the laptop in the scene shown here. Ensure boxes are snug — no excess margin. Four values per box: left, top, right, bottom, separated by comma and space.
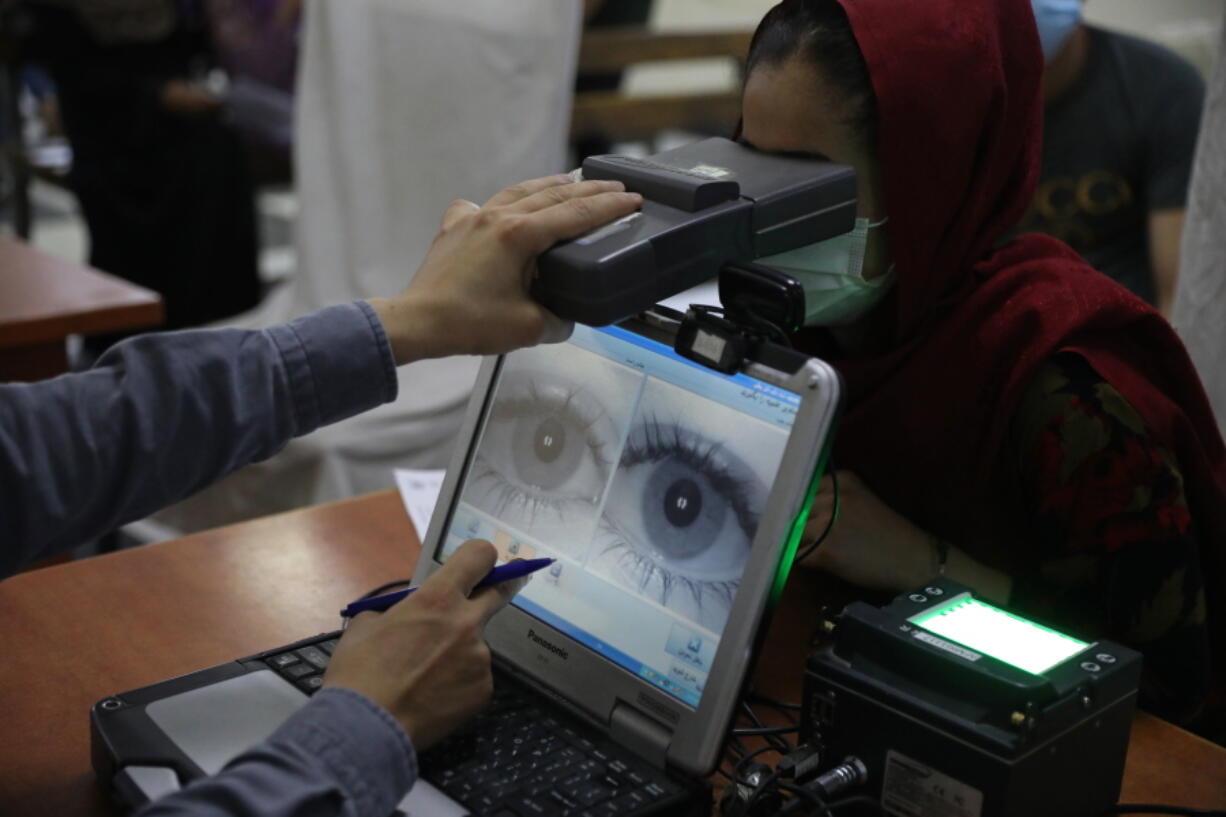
91, 308, 842, 816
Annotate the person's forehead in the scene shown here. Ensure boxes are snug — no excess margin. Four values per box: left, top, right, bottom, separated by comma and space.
741, 58, 847, 158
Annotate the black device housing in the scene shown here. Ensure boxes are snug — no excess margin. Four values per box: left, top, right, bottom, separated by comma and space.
533, 137, 856, 326
802, 581, 1142, 817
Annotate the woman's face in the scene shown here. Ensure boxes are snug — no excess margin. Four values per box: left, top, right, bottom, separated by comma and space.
742, 55, 891, 280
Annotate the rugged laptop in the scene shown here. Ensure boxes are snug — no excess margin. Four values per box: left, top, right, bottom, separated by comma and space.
91, 310, 841, 816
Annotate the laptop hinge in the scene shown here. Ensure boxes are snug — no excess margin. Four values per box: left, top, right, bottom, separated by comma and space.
609, 701, 671, 769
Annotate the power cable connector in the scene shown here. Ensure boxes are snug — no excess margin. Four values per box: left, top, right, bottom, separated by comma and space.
776, 744, 823, 783
810, 757, 868, 799
777, 756, 870, 815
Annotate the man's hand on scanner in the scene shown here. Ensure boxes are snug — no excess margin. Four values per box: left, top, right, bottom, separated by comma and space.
369, 174, 642, 365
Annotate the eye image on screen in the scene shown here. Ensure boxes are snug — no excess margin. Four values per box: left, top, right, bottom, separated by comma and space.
462, 343, 643, 557
589, 378, 788, 631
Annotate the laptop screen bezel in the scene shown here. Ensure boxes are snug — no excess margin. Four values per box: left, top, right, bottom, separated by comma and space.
412, 313, 840, 776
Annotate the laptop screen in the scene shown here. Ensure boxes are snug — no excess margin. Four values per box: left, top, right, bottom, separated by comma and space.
437, 324, 799, 707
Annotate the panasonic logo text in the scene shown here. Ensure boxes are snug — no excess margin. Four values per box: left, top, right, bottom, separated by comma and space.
527, 629, 569, 660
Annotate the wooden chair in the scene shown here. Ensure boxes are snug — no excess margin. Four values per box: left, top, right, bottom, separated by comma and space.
571, 26, 754, 148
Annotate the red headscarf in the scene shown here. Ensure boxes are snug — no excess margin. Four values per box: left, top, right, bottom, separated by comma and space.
810, 0, 1226, 709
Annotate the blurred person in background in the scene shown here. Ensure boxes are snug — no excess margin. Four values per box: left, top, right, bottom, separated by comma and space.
203, 0, 300, 159
206, 0, 299, 97
1013, 0, 1205, 316
138, 0, 586, 537
26, 0, 261, 341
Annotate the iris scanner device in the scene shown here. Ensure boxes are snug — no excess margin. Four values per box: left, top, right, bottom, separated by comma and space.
803, 581, 1141, 817
533, 137, 857, 326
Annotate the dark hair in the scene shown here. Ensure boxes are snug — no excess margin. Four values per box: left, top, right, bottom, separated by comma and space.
745, 0, 878, 151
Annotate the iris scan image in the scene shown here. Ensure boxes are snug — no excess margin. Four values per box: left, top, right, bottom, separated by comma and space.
463, 343, 641, 557
591, 378, 788, 630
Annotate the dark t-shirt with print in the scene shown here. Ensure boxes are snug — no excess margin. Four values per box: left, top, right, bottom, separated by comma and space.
1014, 26, 1205, 304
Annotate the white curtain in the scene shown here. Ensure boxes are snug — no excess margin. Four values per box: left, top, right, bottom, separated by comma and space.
1173, 22, 1226, 435
148, 0, 582, 534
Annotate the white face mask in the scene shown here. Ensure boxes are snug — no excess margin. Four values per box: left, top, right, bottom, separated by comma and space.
757, 217, 894, 326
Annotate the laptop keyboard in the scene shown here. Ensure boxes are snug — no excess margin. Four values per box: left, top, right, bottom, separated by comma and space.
422, 683, 688, 816
260, 633, 342, 694
256, 634, 698, 817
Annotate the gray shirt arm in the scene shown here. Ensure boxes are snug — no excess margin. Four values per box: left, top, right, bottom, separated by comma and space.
135, 687, 418, 817
0, 301, 398, 574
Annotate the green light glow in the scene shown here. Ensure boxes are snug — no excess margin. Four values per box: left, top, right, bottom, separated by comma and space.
910, 595, 1089, 675
770, 428, 836, 605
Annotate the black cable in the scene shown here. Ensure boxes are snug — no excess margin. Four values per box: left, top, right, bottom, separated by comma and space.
1105, 806, 1226, 817
776, 785, 884, 817
740, 701, 792, 751
796, 467, 839, 565
732, 725, 800, 737
821, 795, 884, 816
745, 691, 804, 736
741, 700, 769, 729
743, 312, 793, 348
776, 781, 828, 816
764, 789, 1225, 817
721, 731, 762, 800
769, 322, 794, 348
747, 691, 803, 712
731, 744, 780, 784
765, 733, 794, 752
735, 701, 784, 745
725, 746, 784, 815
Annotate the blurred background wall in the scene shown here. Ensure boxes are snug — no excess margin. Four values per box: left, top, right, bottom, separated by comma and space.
1084, 0, 1221, 35
29, 0, 1224, 270
616, 0, 1222, 100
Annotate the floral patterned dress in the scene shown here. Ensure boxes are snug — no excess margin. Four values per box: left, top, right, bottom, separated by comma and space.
1008, 352, 1210, 724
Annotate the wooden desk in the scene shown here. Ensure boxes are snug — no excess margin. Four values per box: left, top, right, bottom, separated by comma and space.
0, 491, 1222, 816
0, 235, 163, 381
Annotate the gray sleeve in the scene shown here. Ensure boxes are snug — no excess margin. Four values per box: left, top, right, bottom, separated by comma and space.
0, 301, 398, 574
135, 687, 418, 817
1145, 53, 1206, 211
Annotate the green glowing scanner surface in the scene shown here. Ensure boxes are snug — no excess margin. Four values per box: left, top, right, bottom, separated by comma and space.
909, 595, 1090, 675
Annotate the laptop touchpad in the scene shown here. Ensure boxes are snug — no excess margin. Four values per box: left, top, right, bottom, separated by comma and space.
147, 669, 308, 775
144, 670, 470, 815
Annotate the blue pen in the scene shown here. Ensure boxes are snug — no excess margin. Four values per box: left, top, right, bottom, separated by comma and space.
340, 557, 555, 619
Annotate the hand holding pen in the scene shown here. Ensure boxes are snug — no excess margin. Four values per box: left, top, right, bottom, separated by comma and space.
325, 541, 543, 750
341, 557, 555, 619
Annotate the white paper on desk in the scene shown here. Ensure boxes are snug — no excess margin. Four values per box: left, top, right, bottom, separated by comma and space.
394, 468, 446, 540
658, 279, 721, 314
